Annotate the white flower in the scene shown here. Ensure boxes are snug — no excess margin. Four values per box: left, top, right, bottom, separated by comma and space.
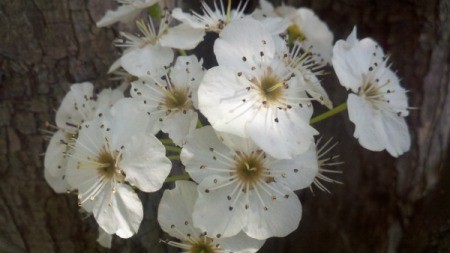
66, 98, 172, 237
332, 27, 411, 157
172, 1, 248, 33
158, 180, 265, 253
198, 18, 318, 159
130, 55, 204, 146
255, 0, 334, 64
44, 82, 123, 193
180, 126, 318, 240
96, 0, 160, 27
117, 15, 204, 78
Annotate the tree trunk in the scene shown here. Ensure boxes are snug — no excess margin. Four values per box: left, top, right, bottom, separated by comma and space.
0, 0, 448, 252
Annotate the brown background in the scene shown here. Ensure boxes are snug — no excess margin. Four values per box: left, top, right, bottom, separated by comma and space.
0, 0, 448, 252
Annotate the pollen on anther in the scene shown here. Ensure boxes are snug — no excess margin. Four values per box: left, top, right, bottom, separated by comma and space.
242, 56, 247, 62
216, 234, 221, 238
284, 194, 289, 199
184, 221, 189, 225
294, 169, 299, 173
205, 189, 210, 193
227, 195, 231, 200
264, 206, 268, 211
229, 206, 233, 211
274, 118, 279, 123
171, 224, 175, 228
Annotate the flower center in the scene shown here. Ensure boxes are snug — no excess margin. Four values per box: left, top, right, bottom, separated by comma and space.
96, 148, 125, 182
259, 73, 284, 103
164, 88, 192, 111
234, 150, 266, 184
190, 240, 217, 253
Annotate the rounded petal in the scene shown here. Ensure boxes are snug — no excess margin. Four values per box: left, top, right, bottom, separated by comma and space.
172, 8, 206, 29
157, 181, 200, 239
218, 231, 266, 253
215, 18, 275, 73
96, 6, 142, 27
108, 98, 154, 149
244, 185, 301, 240
56, 82, 95, 132
119, 132, 172, 192
93, 184, 143, 238
198, 66, 255, 138
246, 107, 318, 159
193, 175, 247, 238
161, 110, 198, 147
181, 126, 233, 183
380, 112, 411, 157
159, 24, 205, 50
121, 45, 174, 78
347, 94, 385, 151
271, 143, 318, 191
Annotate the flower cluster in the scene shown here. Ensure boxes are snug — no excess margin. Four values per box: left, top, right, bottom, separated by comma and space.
43, 0, 411, 251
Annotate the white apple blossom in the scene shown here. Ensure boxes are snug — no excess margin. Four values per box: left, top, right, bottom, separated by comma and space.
116, 14, 205, 78
96, 0, 161, 27
255, 0, 334, 64
198, 18, 318, 159
44, 82, 123, 193
172, 0, 248, 33
158, 180, 265, 253
332, 27, 410, 157
181, 126, 318, 240
66, 98, 172, 238
130, 55, 205, 146
172, 0, 289, 35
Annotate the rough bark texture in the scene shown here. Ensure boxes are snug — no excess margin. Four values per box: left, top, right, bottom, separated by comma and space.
0, 0, 448, 252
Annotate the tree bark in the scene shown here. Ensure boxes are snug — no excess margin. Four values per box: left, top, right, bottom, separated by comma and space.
0, 0, 448, 252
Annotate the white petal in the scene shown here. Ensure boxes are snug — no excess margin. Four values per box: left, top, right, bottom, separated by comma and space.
94, 184, 143, 238
293, 8, 334, 63
171, 8, 206, 29
215, 18, 275, 73
108, 98, 154, 149
181, 126, 233, 183
170, 55, 205, 108
159, 24, 205, 50
192, 175, 247, 238
157, 181, 201, 239
97, 227, 113, 248
119, 132, 171, 192
161, 110, 198, 147
246, 107, 317, 159
244, 184, 301, 239
198, 66, 255, 138
121, 45, 173, 78
96, 5, 142, 27
271, 143, 318, 191
44, 167, 72, 194
331, 27, 365, 91
259, 17, 290, 35
218, 231, 266, 253
347, 94, 385, 151
95, 87, 124, 115
44, 130, 70, 178
380, 112, 411, 157
56, 82, 95, 132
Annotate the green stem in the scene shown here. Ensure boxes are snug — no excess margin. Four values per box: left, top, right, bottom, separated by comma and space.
160, 138, 173, 145
178, 49, 187, 56
167, 155, 180, 161
164, 173, 190, 183
165, 145, 181, 153
196, 119, 203, 128
310, 102, 347, 124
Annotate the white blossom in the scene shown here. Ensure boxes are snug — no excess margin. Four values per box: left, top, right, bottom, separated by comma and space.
181, 126, 318, 240
158, 180, 265, 253
131, 55, 205, 146
44, 83, 123, 193
255, 0, 334, 64
66, 98, 172, 237
116, 14, 204, 78
198, 18, 318, 159
332, 27, 410, 157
